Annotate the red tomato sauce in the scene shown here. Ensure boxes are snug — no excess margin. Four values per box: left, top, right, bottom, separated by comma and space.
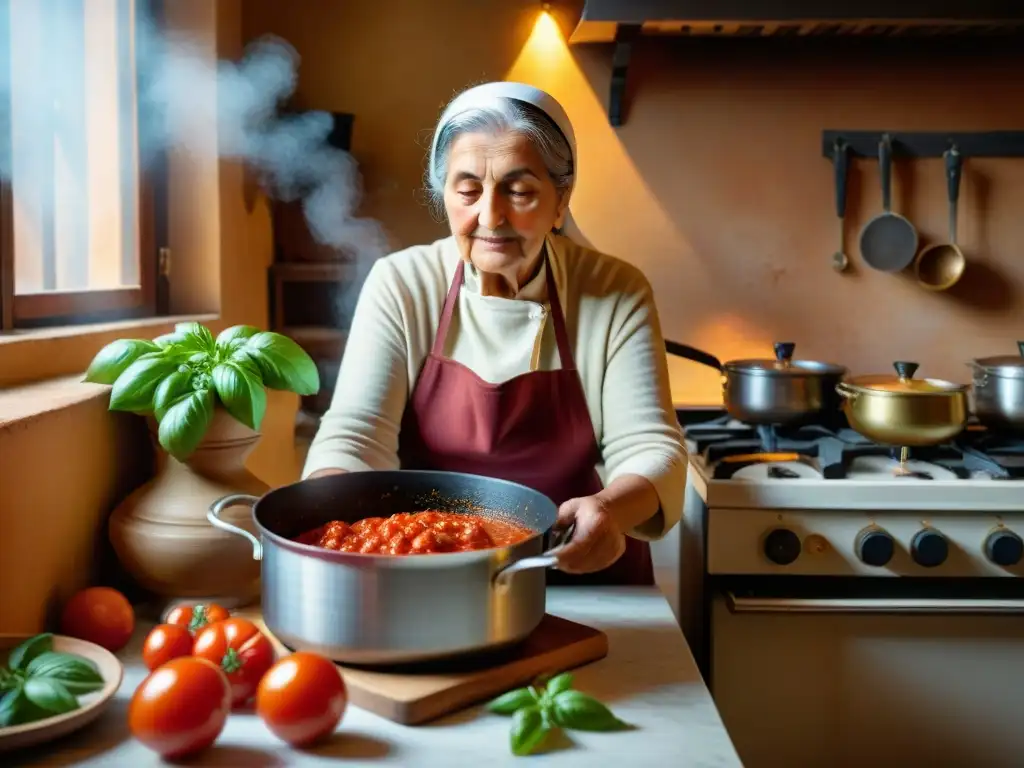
294, 510, 534, 555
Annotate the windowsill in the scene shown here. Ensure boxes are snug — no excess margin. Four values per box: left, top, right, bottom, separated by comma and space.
0, 314, 219, 347
0, 314, 219, 389
0, 374, 111, 429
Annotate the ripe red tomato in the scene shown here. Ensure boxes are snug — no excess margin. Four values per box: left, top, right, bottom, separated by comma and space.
165, 602, 230, 634
129, 656, 231, 760
142, 624, 193, 671
192, 617, 275, 707
60, 587, 135, 652
256, 652, 347, 746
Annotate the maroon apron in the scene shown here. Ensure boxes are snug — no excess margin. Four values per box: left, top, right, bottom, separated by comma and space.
398, 254, 654, 586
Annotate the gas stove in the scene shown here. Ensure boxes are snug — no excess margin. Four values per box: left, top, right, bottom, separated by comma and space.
656, 409, 1024, 768
680, 409, 1024, 512
670, 407, 1024, 579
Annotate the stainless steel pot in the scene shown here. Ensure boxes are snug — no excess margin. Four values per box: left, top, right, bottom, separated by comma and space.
666, 340, 847, 424
207, 470, 569, 664
836, 361, 969, 447
969, 341, 1024, 431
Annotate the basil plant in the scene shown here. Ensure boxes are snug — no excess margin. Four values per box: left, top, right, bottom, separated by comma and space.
84, 322, 319, 460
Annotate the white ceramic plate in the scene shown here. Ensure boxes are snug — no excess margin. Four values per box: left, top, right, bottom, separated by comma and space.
0, 633, 124, 753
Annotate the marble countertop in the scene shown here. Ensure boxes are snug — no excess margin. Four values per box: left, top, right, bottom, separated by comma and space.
10, 586, 740, 767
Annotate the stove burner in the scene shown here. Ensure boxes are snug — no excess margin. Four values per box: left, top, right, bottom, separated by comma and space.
954, 428, 1024, 477
684, 414, 1024, 480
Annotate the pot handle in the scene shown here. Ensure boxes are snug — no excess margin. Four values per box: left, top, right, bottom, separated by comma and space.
967, 362, 989, 387
207, 494, 263, 561
835, 381, 859, 400
492, 523, 575, 588
664, 340, 723, 371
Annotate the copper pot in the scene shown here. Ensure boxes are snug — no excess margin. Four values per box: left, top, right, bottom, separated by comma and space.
836, 361, 969, 446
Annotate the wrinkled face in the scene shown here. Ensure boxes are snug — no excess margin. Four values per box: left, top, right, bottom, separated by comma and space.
443, 131, 568, 292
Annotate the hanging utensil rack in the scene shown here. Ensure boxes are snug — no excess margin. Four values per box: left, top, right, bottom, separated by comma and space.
823, 131, 1024, 159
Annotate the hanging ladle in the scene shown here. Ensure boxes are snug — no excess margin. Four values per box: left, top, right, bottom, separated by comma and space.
914, 145, 966, 291
831, 139, 850, 272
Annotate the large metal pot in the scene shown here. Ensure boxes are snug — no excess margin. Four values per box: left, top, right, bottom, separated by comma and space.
836, 361, 969, 446
666, 340, 847, 424
206, 470, 568, 664
969, 341, 1024, 431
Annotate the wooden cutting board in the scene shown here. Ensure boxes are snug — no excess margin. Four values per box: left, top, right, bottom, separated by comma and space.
244, 612, 608, 725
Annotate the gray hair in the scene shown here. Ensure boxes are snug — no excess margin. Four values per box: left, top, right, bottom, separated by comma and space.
426, 97, 574, 219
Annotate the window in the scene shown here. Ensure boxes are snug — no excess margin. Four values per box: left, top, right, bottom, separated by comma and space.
0, 0, 167, 330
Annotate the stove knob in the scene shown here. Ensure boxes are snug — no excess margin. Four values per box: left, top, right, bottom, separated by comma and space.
910, 528, 948, 568
856, 527, 894, 567
764, 528, 801, 566
985, 529, 1024, 567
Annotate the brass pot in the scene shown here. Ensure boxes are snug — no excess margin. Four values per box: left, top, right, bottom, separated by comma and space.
835, 361, 969, 446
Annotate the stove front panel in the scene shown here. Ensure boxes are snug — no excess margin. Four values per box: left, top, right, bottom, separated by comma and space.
707, 507, 1024, 577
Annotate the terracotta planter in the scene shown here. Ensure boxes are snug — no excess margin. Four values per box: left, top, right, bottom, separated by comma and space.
108, 409, 268, 607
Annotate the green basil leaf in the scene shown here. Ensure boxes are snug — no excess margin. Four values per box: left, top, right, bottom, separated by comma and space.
25, 652, 104, 696
544, 672, 573, 697
176, 322, 215, 351
0, 685, 48, 727
158, 388, 215, 460
108, 354, 180, 413
83, 340, 161, 385
551, 690, 628, 732
154, 370, 195, 422
0, 688, 17, 726
7, 633, 53, 672
154, 324, 212, 355
23, 677, 78, 716
231, 349, 263, 381
510, 705, 550, 756
244, 332, 319, 395
0, 667, 17, 692
212, 361, 267, 431
153, 331, 188, 349
215, 325, 260, 352
486, 687, 537, 715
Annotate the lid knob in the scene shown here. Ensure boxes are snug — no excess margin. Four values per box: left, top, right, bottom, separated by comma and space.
774, 342, 796, 364
894, 361, 920, 381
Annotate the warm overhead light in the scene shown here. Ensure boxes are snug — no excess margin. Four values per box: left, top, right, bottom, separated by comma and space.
541, 1, 552, 10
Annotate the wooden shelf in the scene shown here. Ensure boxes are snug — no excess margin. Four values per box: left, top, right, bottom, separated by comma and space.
269, 261, 357, 282
279, 326, 347, 359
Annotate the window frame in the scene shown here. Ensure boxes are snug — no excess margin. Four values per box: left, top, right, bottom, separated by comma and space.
0, 0, 169, 331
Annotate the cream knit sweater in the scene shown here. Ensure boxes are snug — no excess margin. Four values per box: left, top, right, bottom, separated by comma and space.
302, 233, 687, 540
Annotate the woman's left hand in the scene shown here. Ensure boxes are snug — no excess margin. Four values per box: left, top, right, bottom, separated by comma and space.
553, 494, 626, 574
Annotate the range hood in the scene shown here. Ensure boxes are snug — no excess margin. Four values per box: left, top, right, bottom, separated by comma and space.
568, 0, 1024, 125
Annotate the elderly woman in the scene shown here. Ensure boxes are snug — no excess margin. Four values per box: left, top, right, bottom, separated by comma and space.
303, 82, 686, 585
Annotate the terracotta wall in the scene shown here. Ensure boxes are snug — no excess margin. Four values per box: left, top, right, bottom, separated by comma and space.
241, 0, 1024, 405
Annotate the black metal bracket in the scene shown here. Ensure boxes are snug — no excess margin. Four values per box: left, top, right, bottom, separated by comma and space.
823, 130, 1024, 160
608, 25, 640, 127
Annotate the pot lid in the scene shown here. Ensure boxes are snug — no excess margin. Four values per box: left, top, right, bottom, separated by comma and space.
848, 361, 968, 395
724, 341, 847, 377
973, 341, 1024, 379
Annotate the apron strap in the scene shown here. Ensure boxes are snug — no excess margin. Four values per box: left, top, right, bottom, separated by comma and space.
544, 256, 576, 371
431, 260, 466, 357
430, 254, 577, 371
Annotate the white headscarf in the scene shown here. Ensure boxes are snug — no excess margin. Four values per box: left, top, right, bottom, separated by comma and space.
428, 82, 577, 199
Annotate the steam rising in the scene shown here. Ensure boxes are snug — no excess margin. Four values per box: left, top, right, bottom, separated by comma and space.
0, 1, 388, 305
142, 31, 390, 260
